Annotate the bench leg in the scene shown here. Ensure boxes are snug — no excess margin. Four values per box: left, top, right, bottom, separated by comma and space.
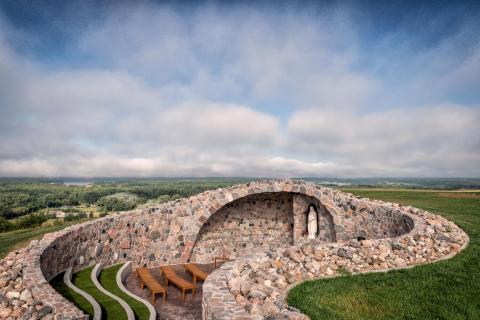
192, 287, 195, 300
152, 292, 155, 304
163, 291, 166, 302
182, 289, 185, 301
140, 281, 144, 290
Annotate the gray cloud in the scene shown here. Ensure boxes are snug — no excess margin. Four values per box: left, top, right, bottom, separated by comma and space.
0, 3, 479, 177
288, 105, 480, 177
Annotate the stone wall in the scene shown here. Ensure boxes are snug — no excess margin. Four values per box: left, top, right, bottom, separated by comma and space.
191, 193, 294, 263
0, 180, 466, 319
204, 203, 469, 320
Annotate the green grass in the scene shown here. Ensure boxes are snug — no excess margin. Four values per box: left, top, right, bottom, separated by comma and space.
72, 267, 128, 320
50, 272, 94, 317
0, 219, 89, 258
99, 264, 150, 320
288, 189, 480, 320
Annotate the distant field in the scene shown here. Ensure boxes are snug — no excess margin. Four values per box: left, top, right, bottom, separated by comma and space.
0, 178, 248, 220
0, 219, 89, 258
288, 188, 480, 320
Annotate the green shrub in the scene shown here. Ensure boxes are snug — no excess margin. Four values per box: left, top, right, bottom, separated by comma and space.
16, 214, 48, 229
64, 212, 87, 221
97, 193, 139, 212
45, 212, 57, 219
0, 217, 14, 232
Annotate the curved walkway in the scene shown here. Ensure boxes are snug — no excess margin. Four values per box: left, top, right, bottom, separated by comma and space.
92, 263, 135, 320
117, 262, 156, 320
63, 267, 102, 320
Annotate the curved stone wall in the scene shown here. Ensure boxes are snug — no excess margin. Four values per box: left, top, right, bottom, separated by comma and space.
0, 180, 467, 319
203, 201, 469, 320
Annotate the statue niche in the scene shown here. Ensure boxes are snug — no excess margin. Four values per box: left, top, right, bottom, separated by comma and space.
307, 205, 318, 239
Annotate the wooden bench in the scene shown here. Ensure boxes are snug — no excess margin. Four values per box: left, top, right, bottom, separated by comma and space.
160, 266, 195, 301
184, 263, 209, 287
136, 267, 166, 303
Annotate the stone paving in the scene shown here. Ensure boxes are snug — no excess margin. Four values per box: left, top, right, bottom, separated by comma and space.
125, 263, 218, 320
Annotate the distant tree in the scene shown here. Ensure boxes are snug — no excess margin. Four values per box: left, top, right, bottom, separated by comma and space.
97, 193, 139, 211
16, 214, 48, 229
64, 212, 87, 221
0, 217, 13, 232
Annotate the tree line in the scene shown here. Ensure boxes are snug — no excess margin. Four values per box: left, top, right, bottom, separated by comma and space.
0, 178, 249, 225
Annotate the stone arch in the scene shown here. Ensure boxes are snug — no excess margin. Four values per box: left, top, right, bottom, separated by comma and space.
186, 188, 339, 263
189, 192, 295, 263
292, 194, 336, 242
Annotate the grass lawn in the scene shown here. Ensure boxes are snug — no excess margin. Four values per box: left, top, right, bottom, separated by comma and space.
0, 219, 89, 258
288, 189, 480, 320
50, 272, 95, 317
99, 264, 150, 320
73, 266, 127, 320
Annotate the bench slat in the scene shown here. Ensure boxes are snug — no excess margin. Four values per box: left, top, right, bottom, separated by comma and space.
160, 266, 195, 301
185, 263, 208, 281
136, 267, 166, 303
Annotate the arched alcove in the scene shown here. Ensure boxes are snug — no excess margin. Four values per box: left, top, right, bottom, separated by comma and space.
292, 194, 336, 242
190, 192, 295, 263
188, 192, 339, 263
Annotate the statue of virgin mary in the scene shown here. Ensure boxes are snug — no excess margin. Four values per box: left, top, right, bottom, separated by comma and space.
307, 205, 318, 239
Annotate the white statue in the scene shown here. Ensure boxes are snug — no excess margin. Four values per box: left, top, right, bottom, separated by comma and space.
307, 205, 318, 239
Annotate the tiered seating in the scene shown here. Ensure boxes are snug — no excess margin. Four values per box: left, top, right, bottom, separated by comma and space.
160, 266, 195, 301
136, 267, 166, 303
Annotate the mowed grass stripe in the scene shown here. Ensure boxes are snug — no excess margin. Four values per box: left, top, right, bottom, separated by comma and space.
288, 189, 480, 320
73, 266, 128, 320
50, 272, 95, 317
99, 264, 150, 320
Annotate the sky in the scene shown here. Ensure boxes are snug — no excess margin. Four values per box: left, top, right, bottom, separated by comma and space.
0, 0, 479, 178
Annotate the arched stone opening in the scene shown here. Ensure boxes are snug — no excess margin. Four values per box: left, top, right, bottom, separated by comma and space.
189, 192, 338, 263
292, 194, 336, 242
190, 192, 295, 263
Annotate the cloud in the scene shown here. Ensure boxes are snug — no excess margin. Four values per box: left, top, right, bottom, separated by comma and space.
0, 2, 479, 177
288, 105, 480, 176
78, 3, 376, 109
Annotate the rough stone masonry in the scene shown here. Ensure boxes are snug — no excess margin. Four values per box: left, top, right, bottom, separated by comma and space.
0, 180, 469, 320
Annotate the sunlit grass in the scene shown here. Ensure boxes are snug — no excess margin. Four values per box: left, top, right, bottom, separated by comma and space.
99, 264, 150, 320
288, 189, 480, 320
72, 267, 127, 320
50, 272, 95, 317
0, 219, 89, 258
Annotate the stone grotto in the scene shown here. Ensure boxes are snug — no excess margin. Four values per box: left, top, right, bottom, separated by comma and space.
0, 180, 469, 320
